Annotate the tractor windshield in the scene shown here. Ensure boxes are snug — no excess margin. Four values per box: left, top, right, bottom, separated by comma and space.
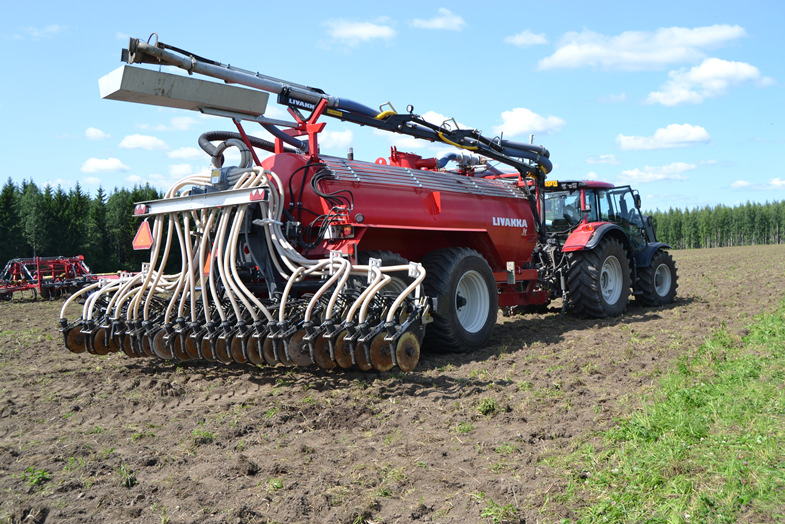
588, 186, 647, 249
543, 189, 582, 231
590, 187, 644, 228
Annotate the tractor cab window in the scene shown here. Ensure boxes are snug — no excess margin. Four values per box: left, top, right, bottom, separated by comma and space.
543, 190, 582, 231
593, 187, 646, 248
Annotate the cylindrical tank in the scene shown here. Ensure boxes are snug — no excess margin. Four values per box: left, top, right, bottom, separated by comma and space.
261, 152, 538, 273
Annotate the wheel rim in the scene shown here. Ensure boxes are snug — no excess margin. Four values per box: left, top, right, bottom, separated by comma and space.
454, 270, 490, 333
600, 256, 623, 305
653, 263, 672, 297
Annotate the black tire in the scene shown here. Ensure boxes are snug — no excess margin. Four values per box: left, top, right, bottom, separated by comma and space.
566, 237, 631, 318
358, 251, 413, 296
636, 250, 678, 306
421, 247, 498, 353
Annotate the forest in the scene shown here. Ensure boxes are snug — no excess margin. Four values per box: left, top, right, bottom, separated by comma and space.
1, 176, 784, 274
0, 178, 161, 274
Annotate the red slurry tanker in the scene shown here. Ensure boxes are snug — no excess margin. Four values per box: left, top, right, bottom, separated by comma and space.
58, 36, 677, 372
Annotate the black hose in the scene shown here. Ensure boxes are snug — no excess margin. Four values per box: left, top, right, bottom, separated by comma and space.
197, 131, 297, 162
261, 124, 307, 151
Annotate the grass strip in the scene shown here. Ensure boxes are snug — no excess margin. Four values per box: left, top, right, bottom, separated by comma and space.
558, 302, 785, 523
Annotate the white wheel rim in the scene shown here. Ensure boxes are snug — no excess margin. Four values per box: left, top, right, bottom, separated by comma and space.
455, 270, 490, 333
653, 263, 672, 297
600, 256, 623, 305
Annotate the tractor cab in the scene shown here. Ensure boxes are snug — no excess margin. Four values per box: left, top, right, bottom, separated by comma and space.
540, 180, 653, 251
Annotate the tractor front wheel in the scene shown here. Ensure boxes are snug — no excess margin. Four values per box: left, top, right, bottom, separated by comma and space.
636, 250, 678, 306
566, 237, 631, 318
422, 248, 498, 353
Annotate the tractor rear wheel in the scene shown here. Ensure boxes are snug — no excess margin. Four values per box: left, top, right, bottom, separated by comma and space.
636, 250, 678, 306
422, 247, 497, 353
566, 237, 631, 318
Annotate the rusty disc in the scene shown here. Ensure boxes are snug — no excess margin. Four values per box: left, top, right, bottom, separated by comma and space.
65, 327, 86, 354
140, 333, 156, 357
369, 333, 395, 372
152, 329, 173, 360
354, 341, 373, 371
395, 331, 420, 372
231, 335, 248, 364
246, 335, 266, 365
201, 336, 217, 361
122, 334, 137, 357
92, 328, 111, 356
261, 336, 278, 366
333, 331, 353, 369
109, 332, 122, 353
215, 336, 233, 364
172, 334, 190, 361
287, 330, 313, 367
185, 334, 201, 359
313, 336, 336, 370
275, 337, 295, 366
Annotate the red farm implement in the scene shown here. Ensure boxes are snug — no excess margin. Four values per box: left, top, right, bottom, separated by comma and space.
57, 36, 677, 371
0, 256, 99, 301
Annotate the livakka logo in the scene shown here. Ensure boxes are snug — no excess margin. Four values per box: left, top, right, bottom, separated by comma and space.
492, 216, 529, 235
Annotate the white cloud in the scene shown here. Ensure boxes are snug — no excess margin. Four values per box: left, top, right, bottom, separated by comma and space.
81, 158, 130, 173
586, 171, 600, 180
539, 24, 746, 71
168, 147, 204, 160
125, 175, 143, 184
319, 129, 354, 151
169, 164, 194, 177
730, 180, 751, 189
323, 19, 396, 47
139, 116, 199, 132
411, 8, 466, 31
83, 177, 102, 185
616, 123, 710, 150
85, 127, 109, 140
119, 134, 169, 151
598, 93, 628, 103
504, 30, 547, 47
12, 25, 66, 40
493, 108, 565, 137
587, 154, 620, 165
731, 178, 785, 190
618, 162, 696, 184
646, 57, 775, 106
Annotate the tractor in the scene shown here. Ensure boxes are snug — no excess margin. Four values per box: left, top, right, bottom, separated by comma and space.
534, 180, 677, 317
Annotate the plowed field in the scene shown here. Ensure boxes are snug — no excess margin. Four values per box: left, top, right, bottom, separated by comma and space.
2, 245, 784, 523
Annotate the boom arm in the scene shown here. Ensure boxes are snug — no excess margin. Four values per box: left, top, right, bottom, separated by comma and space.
121, 36, 552, 179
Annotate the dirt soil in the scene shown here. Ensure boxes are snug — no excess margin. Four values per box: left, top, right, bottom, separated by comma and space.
1, 245, 784, 524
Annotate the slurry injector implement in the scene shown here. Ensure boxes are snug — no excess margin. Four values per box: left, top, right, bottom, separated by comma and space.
58, 35, 676, 372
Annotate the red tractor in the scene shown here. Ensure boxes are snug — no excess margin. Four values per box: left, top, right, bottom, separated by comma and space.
58, 36, 677, 372
535, 180, 677, 317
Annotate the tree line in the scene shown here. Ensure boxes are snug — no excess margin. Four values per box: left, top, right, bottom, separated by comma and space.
0, 178, 162, 274
649, 201, 785, 249
1, 176, 783, 274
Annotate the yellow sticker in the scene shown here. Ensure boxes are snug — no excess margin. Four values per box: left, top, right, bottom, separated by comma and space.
326, 109, 343, 117
544, 180, 558, 187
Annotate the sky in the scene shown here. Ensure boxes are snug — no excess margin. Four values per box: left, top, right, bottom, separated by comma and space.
1, 0, 783, 212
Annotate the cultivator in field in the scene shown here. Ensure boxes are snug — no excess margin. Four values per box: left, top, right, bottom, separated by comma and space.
1, 256, 98, 301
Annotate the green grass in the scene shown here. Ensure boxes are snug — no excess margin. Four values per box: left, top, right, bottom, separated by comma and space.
557, 302, 785, 523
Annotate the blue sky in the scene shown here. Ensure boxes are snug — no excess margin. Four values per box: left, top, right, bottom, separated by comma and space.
1, 1, 782, 212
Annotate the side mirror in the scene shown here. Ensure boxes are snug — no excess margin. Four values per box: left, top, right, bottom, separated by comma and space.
633, 193, 642, 209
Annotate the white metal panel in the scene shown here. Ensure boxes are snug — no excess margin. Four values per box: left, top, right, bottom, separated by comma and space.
99, 65, 268, 116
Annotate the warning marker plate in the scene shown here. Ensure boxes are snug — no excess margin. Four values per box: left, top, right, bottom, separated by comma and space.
132, 220, 153, 250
